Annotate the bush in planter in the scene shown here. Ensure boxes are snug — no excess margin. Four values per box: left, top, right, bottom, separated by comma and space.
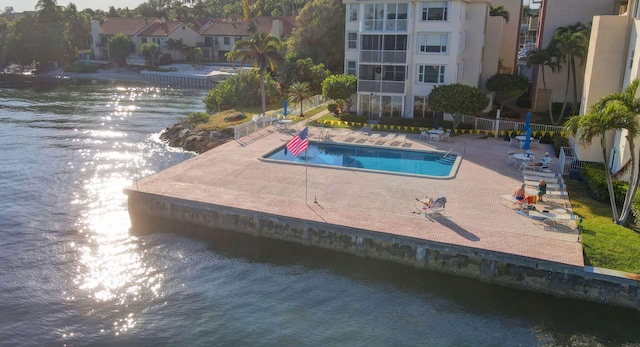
327, 103, 339, 115
581, 163, 627, 206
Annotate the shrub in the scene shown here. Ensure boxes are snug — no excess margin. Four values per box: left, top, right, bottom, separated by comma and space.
159, 53, 172, 66
63, 62, 99, 73
339, 113, 367, 123
581, 163, 626, 206
516, 94, 532, 108
327, 103, 339, 115
179, 112, 210, 127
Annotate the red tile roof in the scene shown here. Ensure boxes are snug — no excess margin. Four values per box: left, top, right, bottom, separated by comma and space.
138, 20, 187, 37
100, 17, 158, 36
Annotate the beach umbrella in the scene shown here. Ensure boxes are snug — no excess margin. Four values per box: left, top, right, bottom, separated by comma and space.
283, 100, 288, 117
522, 127, 532, 154
524, 111, 532, 132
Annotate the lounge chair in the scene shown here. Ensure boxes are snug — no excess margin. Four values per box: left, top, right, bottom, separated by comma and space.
528, 210, 579, 226
418, 196, 447, 218
500, 194, 534, 209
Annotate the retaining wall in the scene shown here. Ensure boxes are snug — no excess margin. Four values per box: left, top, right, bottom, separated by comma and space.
126, 189, 640, 310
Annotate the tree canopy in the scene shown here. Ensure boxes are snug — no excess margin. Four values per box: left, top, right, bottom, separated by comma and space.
485, 73, 530, 113
322, 74, 357, 113
107, 33, 133, 66
288, 0, 344, 73
427, 84, 489, 128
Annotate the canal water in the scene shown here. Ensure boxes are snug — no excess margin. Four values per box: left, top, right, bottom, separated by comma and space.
1, 85, 639, 346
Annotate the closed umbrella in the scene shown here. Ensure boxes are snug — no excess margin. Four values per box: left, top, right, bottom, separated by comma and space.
522, 127, 532, 155
524, 111, 532, 133
283, 100, 288, 118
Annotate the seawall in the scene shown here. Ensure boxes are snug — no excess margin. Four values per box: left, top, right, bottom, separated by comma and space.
126, 189, 640, 310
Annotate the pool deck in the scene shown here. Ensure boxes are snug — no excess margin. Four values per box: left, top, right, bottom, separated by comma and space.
128, 117, 583, 268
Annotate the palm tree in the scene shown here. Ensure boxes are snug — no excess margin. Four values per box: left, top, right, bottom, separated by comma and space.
527, 48, 560, 124
550, 22, 590, 119
288, 82, 311, 118
233, 32, 283, 115
489, 5, 509, 22
564, 83, 640, 224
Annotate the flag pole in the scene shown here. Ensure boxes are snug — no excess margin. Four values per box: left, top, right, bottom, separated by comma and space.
305, 147, 308, 202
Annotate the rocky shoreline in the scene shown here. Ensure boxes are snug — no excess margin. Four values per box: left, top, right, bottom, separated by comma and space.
159, 122, 234, 154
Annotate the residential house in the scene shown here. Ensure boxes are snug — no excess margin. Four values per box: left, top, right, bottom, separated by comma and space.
90, 16, 296, 65
198, 16, 296, 61
90, 17, 157, 63
343, 0, 519, 120
137, 18, 201, 62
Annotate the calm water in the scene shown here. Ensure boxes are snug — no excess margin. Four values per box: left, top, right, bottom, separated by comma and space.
265, 142, 457, 177
1, 85, 640, 346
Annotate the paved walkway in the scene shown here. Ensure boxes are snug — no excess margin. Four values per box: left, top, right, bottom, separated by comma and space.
132, 116, 584, 267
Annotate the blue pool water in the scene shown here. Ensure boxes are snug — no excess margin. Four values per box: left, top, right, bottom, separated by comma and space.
263, 142, 459, 178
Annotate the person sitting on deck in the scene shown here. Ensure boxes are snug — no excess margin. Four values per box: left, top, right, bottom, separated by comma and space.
514, 184, 526, 201
529, 152, 552, 168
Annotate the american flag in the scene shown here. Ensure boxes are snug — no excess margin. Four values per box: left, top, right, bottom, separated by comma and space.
285, 127, 309, 157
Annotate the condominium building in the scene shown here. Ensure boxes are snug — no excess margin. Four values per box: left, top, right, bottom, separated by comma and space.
342, 0, 520, 121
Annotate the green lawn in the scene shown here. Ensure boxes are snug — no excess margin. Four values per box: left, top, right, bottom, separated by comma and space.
565, 179, 640, 273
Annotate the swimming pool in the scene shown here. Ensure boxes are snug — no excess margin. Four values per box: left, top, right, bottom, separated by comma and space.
262, 142, 460, 179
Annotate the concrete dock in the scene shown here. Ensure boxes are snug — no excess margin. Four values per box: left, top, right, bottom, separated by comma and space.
125, 120, 640, 309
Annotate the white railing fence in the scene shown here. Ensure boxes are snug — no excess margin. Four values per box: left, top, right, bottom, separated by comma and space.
558, 146, 600, 177
233, 95, 330, 139
459, 115, 565, 136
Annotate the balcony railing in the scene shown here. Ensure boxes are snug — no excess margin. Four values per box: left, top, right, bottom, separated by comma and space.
196, 41, 219, 48
359, 50, 407, 64
358, 80, 405, 94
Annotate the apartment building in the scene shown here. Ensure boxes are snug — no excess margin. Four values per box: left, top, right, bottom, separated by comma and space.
343, 0, 519, 121
530, 0, 627, 112
570, 0, 640, 171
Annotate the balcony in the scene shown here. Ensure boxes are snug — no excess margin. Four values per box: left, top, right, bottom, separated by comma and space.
196, 41, 219, 48
359, 50, 407, 64
358, 80, 405, 94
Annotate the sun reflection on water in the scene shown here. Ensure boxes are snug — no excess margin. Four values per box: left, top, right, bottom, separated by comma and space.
71, 88, 173, 336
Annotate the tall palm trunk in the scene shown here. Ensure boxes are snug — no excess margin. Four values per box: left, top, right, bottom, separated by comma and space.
602, 136, 620, 223
559, 64, 570, 120
570, 56, 579, 115
259, 69, 266, 115
540, 66, 556, 125
620, 138, 638, 224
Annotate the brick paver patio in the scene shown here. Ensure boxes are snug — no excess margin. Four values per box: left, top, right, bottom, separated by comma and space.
132, 118, 584, 267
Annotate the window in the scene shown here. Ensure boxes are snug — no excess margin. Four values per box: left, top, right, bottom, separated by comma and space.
141, 38, 148, 44
347, 61, 357, 76
385, 3, 408, 31
418, 33, 448, 53
364, 4, 384, 30
348, 33, 358, 50
421, 1, 448, 21
223, 37, 230, 45
383, 65, 406, 81
418, 65, 445, 84
347, 4, 358, 21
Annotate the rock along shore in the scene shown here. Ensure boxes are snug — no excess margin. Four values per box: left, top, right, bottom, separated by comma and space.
159, 123, 233, 154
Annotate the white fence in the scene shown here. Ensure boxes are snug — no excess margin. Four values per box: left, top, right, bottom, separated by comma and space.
459, 114, 565, 136
233, 95, 330, 139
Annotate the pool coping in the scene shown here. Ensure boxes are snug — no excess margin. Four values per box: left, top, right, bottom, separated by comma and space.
258, 141, 462, 180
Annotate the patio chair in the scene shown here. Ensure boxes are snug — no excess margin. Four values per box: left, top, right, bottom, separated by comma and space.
507, 151, 516, 166
441, 129, 451, 142
420, 128, 428, 140
508, 135, 518, 147
532, 136, 541, 148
